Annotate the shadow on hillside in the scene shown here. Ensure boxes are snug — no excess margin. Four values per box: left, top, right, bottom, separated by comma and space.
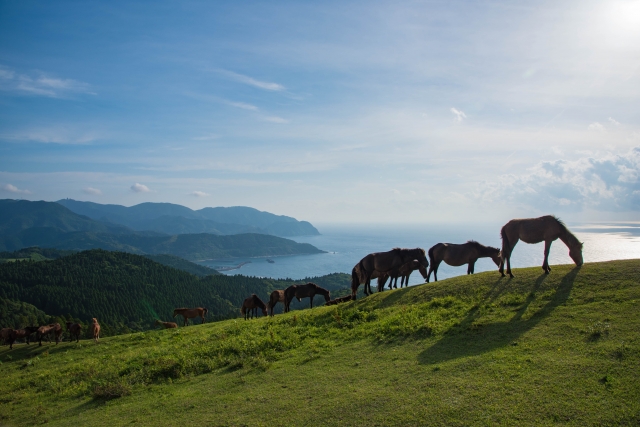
417, 266, 581, 365
0, 339, 97, 362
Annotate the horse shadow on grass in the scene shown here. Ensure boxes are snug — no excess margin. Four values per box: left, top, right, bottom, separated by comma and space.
417, 267, 581, 365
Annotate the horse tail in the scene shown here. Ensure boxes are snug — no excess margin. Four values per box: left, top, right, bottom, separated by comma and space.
351, 266, 359, 299
500, 225, 510, 254
428, 245, 436, 266
240, 305, 246, 316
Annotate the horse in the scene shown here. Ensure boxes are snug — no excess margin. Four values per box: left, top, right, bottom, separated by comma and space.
353, 248, 429, 297
90, 318, 100, 343
241, 294, 268, 320
284, 283, 330, 312
267, 290, 285, 316
155, 320, 178, 329
1, 327, 13, 345
499, 215, 583, 278
66, 322, 82, 343
173, 307, 208, 326
378, 260, 429, 291
351, 263, 384, 299
37, 323, 62, 346
427, 240, 502, 282
7, 326, 39, 349
326, 294, 353, 305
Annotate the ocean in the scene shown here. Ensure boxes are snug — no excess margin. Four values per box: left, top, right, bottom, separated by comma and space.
198, 222, 640, 286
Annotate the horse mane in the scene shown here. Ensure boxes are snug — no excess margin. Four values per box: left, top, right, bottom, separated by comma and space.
553, 216, 583, 248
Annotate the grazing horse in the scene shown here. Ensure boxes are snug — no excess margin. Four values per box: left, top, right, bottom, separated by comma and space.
267, 290, 285, 316
379, 260, 429, 291
499, 215, 583, 278
284, 283, 330, 312
155, 320, 178, 329
326, 294, 353, 305
66, 322, 82, 343
173, 307, 208, 326
241, 294, 268, 320
7, 326, 39, 349
90, 318, 100, 343
427, 241, 502, 282
353, 248, 429, 297
37, 323, 62, 346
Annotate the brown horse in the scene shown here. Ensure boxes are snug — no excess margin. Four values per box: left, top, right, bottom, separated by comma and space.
7, 326, 39, 349
90, 318, 100, 343
427, 240, 502, 282
267, 290, 285, 316
1, 327, 12, 345
65, 322, 82, 343
379, 260, 429, 291
241, 294, 268, 320
37, 323, 62, 346
173, 307, 208, 326
326, 294, 353, 305
499, 215, 583, 278
351, 263, 384, 299
155, 320, 178, 329
352, 248, 429, 297
284, 283, 330, 312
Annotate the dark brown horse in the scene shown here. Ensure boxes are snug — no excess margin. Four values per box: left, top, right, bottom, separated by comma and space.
241, 294, 268, 320
37, 323, 62, 346
7, 326, 39, 349
66, 322, 82, 343
499, 215, 583, 278
352, 248, 429, 297
267, 290, 285, 316
378, 260, 429, 291
284, 283, 330, 312
1, 327, 12, 345
427, 240, 501, 282
326, 294, 353, 305
173, 307, 208, 326
351, 263, 384, 299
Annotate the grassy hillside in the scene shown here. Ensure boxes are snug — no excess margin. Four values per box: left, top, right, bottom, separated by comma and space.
1, 260, 638, 426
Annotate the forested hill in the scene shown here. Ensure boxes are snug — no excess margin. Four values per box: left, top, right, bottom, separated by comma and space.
0, 250, 351, 333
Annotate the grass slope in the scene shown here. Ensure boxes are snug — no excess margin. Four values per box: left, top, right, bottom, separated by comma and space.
1, 260, 639, 426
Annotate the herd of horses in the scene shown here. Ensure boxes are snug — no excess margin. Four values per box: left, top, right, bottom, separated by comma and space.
2, 215, 584, 344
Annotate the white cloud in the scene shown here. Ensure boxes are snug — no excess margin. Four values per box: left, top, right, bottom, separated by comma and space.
227, 101, 259, 111
588, 122, 606, 132
190, 191, 209, 197
218, 69, 285, 91
82, 187, 102, 195
608, 117, 621, 126
261, 115, 289, 124
131, 183, 151, 193
191, 134, 220, 141
0, 66, 95, 98
450, 107, 466, 123
1, 127, 99, 144
1, 183, 31, 194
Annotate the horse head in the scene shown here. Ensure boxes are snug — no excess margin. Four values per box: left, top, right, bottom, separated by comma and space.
490, 248, 502, 267
569, 242, 584, 266
418, 264, 429, 280
323, 291, 331, 302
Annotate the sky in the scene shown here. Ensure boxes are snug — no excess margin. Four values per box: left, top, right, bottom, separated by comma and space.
1, 0, 639, 224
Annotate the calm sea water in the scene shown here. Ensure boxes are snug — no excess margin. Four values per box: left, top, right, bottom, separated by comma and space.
199, 223, 640, 286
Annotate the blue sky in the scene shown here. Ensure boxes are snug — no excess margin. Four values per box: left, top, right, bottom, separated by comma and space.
1, 0, 639, 224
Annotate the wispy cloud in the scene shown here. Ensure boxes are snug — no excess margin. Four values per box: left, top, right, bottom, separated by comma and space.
0, 65, 95, 98
83, 187, 102, 195
260, 115, 289, 124
450, 107, 466, 123
131, 183, 151, 193
226, 101, 258, 111
189, 190, 209, 197
588, 122, 606, 132
191, 134, 220, 141
1, 183, 31, 194
0, 127, 99, 144
608, 117, 621, 126
217, 69, 285, 91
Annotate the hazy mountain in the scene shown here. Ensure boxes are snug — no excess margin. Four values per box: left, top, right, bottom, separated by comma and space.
56, 199, 320, 237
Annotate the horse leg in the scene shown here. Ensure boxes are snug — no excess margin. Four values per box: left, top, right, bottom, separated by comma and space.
542, 240, 552, 273
433, 261, 442, 282
310, 296, 314, 309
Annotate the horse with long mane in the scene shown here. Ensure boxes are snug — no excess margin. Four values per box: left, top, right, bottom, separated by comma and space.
284, 283, 330, 312
499, 215, 583, 278
427, 240, 501, 282
267, 290, 285, 316
173, 307, 208, 326
352, 248, 429, 298
155, 320, 178, 329
65, 322, 82, 343
241, 294, 268, 319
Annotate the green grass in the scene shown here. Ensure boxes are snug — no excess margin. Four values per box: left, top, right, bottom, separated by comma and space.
1, 260, 639, 426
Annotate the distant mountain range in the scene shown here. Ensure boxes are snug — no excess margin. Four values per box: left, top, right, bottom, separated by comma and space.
56, 199, 320, 237
0, 199, 324, 260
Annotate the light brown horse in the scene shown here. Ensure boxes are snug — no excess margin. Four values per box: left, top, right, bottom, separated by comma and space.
155, 320, 178, 329
241, 294, 268, 320
379, 260, 429, 291
65, 322, 83, 343
352, 248, 429, 297
37, 323, 62, 346
7, 326, 39, 349
284, 283, 330, 312
89, 318, 100, 342
427, 240, 502, 282
499, 215, 583, 278
173, 307, 208, 326
267, 290, 285, 316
